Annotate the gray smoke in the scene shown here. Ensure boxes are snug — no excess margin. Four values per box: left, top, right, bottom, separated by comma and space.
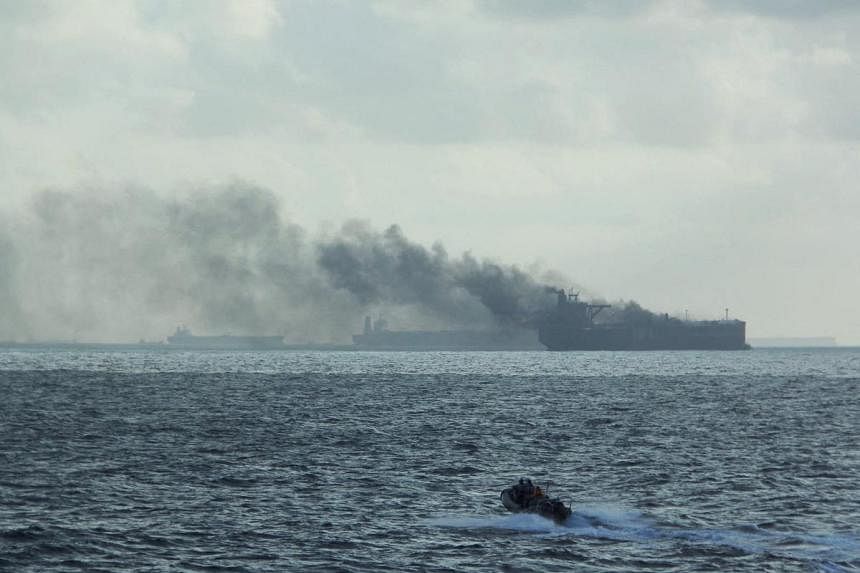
317, 223, 551, 327
0, 229, 25, 340
0, 182, 558, 342
2, 183, 351, 342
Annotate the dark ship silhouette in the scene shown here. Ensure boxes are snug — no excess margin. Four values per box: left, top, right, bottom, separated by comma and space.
166, 326, 285, 350
353, 316, 543, 351
537, 289, 748, 351
352, 289, 748, 351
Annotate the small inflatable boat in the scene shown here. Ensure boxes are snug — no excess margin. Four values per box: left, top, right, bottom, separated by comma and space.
500, 478, 572, 523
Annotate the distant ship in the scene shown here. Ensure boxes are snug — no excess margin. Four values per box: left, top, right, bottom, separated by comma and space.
352, 317, 543, 351
166, 326, 285, 350
537, 290, 748, 351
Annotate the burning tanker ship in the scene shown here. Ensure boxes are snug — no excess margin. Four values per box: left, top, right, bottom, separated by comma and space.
353, 289, 748, 351
537, 289, 748, 351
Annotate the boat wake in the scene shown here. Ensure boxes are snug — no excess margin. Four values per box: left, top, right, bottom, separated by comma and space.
428, 504, 860, 571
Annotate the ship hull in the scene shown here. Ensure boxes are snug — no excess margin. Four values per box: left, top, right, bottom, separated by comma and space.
538, 321, 748, 351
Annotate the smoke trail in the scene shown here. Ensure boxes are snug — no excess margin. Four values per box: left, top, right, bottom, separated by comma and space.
0, 227, 26, 340
0, 183, 557, 342
2, 183, 356, 342
317, 223, 552, 327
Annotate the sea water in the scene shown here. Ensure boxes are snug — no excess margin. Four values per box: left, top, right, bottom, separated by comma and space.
1, 347, 858, 572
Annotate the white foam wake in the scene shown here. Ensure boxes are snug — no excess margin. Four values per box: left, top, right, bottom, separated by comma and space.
428, 504, 860, 568
425, 512, 567, 533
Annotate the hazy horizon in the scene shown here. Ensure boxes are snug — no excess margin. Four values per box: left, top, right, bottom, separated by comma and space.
2, 1, 858, 344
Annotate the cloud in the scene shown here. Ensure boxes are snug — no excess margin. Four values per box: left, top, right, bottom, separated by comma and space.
704, 0, 857, 20
5, 0, 859, 147
478, 0, 644, 20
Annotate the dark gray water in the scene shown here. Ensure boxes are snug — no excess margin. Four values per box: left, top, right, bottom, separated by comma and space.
1, 348, 858, 572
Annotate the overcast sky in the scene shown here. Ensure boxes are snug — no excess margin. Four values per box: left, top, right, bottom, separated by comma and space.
1, 0, 859, 343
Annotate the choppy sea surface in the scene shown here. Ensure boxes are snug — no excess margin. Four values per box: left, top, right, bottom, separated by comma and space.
1, 347, 858, 572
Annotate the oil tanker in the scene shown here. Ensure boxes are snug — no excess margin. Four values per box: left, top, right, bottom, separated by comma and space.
537, 290, 748, 351
166, 326, 285, 350
353, 317, 543, 350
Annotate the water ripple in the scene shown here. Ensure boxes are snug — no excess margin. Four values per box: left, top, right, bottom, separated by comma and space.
0, 349, 858, 571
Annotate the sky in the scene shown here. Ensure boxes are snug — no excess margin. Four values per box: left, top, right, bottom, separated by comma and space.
1, 0, 859, 344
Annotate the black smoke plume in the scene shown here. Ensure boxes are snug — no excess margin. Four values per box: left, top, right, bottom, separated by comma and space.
317, 223, 549, 327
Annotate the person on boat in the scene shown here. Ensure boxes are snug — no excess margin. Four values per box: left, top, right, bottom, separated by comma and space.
513, 478, 530, 504
513, 478, 544, 505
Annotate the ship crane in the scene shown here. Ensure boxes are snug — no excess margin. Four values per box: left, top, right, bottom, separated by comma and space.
561, 289, 611, 324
